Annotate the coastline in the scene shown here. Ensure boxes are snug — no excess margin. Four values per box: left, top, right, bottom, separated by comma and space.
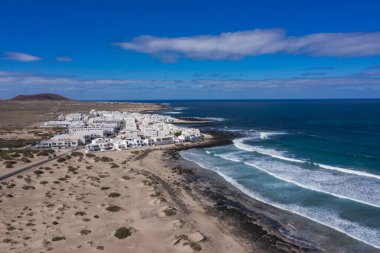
1, 100, 379, 252
172, 132, 380, 253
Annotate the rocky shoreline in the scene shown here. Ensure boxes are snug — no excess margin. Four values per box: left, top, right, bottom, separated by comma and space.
161, 131, 378, 253
161, 131, 320, 253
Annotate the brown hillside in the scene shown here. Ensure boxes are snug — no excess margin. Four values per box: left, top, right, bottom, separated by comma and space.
10, 93, 72, 101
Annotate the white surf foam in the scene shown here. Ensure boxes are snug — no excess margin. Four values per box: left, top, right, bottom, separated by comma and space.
165, 111, 182, 114
258, 131, 287, 140
233, 137, 380, 180
193, 117, 225, 121
181, 150, 380, 249
215, 153, 380, 209
174, 106, 188, 110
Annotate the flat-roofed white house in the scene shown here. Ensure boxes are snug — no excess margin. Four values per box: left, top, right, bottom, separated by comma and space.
142, 138, 155, 146
41, 121, 71, 128
85, 138, 114, 152
119, 130, 139, 140
154, 136, 175, 145
110, 139, 127, 150
37, 134, 82, 148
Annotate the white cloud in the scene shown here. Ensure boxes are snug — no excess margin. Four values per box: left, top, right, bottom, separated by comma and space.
115, 29, 380, 61
56, 57, 73, 62
3, 52, 41, 62
0, 70, 379, 92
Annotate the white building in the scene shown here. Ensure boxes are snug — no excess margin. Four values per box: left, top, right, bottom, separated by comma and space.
37, 134, 82, 148
85, 138, 114, 152
39, 109, 202, 152
41, 121, 71, 128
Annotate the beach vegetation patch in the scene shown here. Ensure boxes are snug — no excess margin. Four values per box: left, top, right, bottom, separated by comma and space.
114, 227, 132, 239
24, 176, 32, 184
57, 157, 66, 163
173, 234, 188, 245
10, 152, 21, 158
0, 139, 37, 149
186, 241, 202, 251
34, 170, 44, 175
3, 238, 12, 243
75, 211, 86, 216
51, 236, 66, 242
108, 192, 121, 198
68, 166, 78, 172
80, 229, 91, 235
122, 175, 131, 180
163, 207, 177, 216
94, 156, 113, 162
85, 153, 96, 158
22, 185, 35, 190
106, 205, 121, 212
20, 157, 32, 163
4, 160, 17, 166
150, 191, 160, 197
37, 150, 50, 156
71, 151, 84, 157
110, 162, 119, 168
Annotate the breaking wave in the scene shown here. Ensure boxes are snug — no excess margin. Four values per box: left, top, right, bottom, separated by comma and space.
193, 117, 225, 121
180, 150, 380, 249
233, 137, 380, 180
215, 152, 380, 208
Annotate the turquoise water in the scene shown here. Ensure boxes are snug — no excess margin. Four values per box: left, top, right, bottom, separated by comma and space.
156, 100, 380, 250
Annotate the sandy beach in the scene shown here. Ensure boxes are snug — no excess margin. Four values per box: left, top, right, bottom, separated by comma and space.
0, 136, 244, 252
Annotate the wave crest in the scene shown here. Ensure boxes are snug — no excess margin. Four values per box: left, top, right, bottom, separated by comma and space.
233, 137, 380, 180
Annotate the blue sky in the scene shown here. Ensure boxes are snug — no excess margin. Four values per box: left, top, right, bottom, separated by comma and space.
1, 0, 380, 99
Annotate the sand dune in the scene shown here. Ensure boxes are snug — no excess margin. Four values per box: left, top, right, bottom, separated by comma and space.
0, 146, 245, 253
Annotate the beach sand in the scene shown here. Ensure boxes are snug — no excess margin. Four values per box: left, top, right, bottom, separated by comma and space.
0, 140, 245, 252
0, 131, 326, 253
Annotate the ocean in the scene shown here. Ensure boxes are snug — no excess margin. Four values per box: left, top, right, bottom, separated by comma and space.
154, 99, 380, 251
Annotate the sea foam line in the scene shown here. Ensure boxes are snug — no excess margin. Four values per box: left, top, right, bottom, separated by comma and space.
193, 117, 225, 121
233, 137, 380, 180
180, 151, 380, 250
215, 153, 380, 209
258, 131, 287, 140
174, 107, 188, 110
165, 111, 182, 114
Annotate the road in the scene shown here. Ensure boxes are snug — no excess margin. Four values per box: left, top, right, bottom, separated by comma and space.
0, 149, 76, 181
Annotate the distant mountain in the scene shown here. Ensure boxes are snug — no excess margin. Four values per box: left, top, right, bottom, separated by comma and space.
10, 93, 72, 101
